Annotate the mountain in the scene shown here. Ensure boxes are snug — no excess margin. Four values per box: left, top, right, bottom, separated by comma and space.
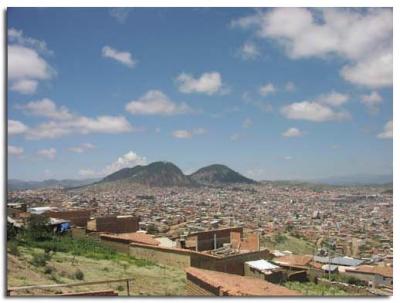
8, 178, 100, 191
99, 161, 195, 187
308, 174, 393, 186
189, 164, 256, 185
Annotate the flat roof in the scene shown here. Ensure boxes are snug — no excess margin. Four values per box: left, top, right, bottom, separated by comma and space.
186, 267, 300, 296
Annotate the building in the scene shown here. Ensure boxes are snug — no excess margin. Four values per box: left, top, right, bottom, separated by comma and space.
185, 267, 300, 296
244, 260, 284, 283
86, 215, 139, 234
345, 265, 393, 288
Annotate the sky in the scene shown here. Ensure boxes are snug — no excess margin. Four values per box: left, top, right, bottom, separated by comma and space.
7, 7, 393, 181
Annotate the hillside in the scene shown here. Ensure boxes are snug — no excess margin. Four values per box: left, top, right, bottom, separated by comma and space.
190, 164, 256, 185
99, 161, 194, 187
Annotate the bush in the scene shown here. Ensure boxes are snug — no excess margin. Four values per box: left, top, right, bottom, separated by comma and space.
8, 241, 20, 256
74, 269, 84, 280
44, 266, 55, 275
116, 285, 124, 292
31, 252, 52, 267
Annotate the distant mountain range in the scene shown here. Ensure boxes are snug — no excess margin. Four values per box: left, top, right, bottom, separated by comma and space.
8, 163, 392, 191
307, 174, 393, 186
99, 162, 254, 187
8, 178, 101, 191
8, 162, 255, 190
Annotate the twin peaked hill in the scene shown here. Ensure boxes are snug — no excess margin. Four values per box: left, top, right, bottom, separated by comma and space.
100, 162, 256, 187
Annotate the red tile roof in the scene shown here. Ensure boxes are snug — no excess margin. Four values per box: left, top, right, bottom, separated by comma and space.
186, 267, 300, 296
347, 265, 393, 278
274, 255, 313, 267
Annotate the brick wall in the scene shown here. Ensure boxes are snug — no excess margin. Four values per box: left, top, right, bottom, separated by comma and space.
88, 216, 139, 233
188, 227, 243, 251
47, 210, 91, 227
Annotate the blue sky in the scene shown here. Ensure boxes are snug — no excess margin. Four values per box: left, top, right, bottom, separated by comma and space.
7, 8, 393, 181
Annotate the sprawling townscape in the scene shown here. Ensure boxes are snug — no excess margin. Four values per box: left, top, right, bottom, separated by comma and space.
7, 178, 393, 296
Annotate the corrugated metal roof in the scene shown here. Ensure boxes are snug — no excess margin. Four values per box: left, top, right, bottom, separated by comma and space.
313, 256, 364, 267
246, 259, 280, 271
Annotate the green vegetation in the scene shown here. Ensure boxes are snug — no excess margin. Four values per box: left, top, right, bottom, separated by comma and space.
262, 233, 315, 255
284, 281, 350, 296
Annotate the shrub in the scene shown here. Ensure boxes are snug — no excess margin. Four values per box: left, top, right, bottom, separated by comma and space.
74, 269, 84, 280
31, 252, 51, 267
116, 285, 124, 292
8, 241, 20, 256
44, 266, 55, 275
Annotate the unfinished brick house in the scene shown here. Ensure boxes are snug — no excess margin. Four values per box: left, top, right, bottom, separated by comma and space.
46, 209, 91, 227
86, 215, 139, 233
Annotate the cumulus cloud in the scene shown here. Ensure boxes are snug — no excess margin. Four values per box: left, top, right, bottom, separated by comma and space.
8, 44, 54, 94
8, 119, 29, 136
377, 120, 392, 139
172, 128, 207, 139
102, 46, 136, 68
176, 72, 226, 95
281, 90, 351, 122
360, 91, 383, 114
126, 90, 191, 115
282, 127, 303, 137
259, 83, 276, 96
16, 99, 134, 140
79, 150, 147, 177
8, 28, 53, 55
103, 151, 147, 175
8, 145, 24, 156
238, 41, 260, 60
281, 101, 350, 122
316, 91, 349, 107
10, 79, 38, 95
68, 143, 95, 153
37, 148, 56, 159
18, 98, 73, 120
232, 8, 392, 88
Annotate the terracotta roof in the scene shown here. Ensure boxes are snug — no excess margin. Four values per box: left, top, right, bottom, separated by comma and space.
101, 232, 160, 246
347, 265, 393, 278
273, 255, 313, 267
186, 267, 300, 296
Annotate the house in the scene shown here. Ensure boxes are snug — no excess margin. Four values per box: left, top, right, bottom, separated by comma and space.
185, 267, 300, 296
244, 260, 284, 283
345, 265, 393, 288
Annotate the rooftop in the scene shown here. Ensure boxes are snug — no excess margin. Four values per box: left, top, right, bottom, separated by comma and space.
186, 267, 300, 296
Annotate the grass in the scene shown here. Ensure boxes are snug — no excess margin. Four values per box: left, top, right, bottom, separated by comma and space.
284, 281, 350, 296
8, 237, 186, 296
262, 233, 315, 255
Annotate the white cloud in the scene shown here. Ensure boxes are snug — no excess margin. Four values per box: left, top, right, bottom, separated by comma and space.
172, 128, 206, 139
16, 99, 134, 140
109, 8, 131, 24
316, 91, 349, 107
281, 101, 350, 122
8, 120, 29, 136
68, 143, 95, 153
8, 28, 53, 55
18, 98, 73, 120
284, 156, 293, 160
103, 151, 147, 175
8, 145, 24, 156
10, 79, 38, 94
360, 91, 383, 114
176, 72, 225, 95
102, 46, 136, 68
232, 8, 392, 88
37, 148, 56, 159
282, 127, 303, 137
126, 90, 191, 115
259, 83, 276, 96
8, 44, 54, 94
377, 120, 392, 139
238, 41, 260, 60
242, 118, 253, 128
